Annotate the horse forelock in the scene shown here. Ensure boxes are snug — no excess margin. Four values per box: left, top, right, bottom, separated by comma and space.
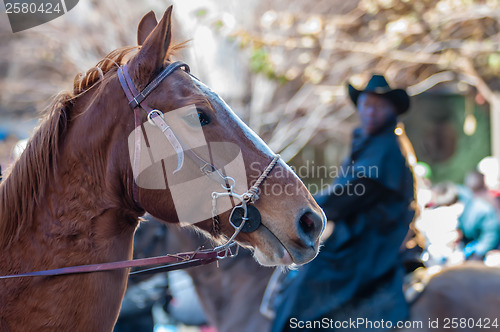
73, 46, 138, 96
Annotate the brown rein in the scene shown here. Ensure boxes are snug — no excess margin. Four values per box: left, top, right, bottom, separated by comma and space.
0, 244, 239, 279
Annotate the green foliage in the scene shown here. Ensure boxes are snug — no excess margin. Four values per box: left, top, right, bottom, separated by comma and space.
214, 20, 224, 31
430, 98, 490, 184
249, 47, 288, 84
195, 8, 207, 17
405, 94, 491, 184
488, 53, 500, 73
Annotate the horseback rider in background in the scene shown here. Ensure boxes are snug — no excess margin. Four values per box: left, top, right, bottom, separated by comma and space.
272, 74, 416, 332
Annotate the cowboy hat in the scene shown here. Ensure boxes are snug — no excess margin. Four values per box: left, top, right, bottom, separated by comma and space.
348, 74, 410, 114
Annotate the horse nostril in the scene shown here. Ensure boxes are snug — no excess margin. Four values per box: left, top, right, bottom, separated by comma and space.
297, 211, 322, 248
299, 213, 315, 234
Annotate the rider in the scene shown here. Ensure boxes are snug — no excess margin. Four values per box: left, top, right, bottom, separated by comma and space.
271, 74, 415, 331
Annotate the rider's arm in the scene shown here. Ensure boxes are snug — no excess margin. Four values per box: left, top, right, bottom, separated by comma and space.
315, 178, 388, 222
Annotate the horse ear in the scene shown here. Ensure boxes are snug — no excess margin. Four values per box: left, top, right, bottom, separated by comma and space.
137, 11, 158, 46
129, 6, 173, 88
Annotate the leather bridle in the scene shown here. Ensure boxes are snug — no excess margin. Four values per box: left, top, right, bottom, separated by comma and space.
0, 61, 280, 279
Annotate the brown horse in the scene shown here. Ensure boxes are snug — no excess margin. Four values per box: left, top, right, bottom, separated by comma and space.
401, 262, 500, 332
0, 7, 324, 331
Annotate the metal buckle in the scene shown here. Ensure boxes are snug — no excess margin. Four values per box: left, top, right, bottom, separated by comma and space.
200, 163, 216, 175
147, 109, 165, 126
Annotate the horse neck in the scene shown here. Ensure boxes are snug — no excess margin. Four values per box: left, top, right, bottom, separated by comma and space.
0, 81, 141, 330
25, 81, 139, 259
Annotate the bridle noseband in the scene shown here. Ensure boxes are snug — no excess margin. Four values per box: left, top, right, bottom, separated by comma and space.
0, 61, 280, 280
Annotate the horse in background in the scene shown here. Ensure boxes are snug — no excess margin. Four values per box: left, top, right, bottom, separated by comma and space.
0, 6, 324, 331
402, 262, 500, 331
115, 216, 273, 332
165, 222, 273, 332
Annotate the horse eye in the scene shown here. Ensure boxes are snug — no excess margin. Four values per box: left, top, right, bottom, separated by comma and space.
183, 110, 211, 127
197, 111, 211, 126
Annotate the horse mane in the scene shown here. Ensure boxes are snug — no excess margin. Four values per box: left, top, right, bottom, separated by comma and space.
0, 46, 140, 248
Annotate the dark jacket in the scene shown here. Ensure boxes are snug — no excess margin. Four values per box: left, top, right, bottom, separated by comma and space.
272, 121, 415, 331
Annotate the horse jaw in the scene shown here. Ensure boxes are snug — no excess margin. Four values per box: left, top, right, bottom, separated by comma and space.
253, 246, 293, 266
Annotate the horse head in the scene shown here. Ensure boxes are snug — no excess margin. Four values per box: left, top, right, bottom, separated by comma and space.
124, 7, 325, 266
